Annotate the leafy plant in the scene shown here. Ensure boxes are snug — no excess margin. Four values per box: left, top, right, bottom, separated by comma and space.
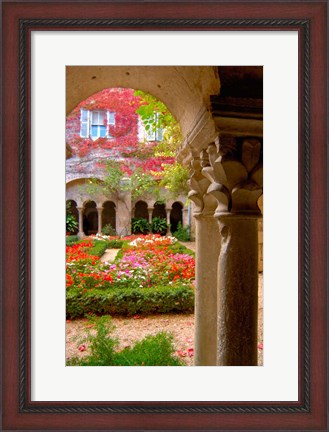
67, 317, 184, 366
66, 202, 78, 233
151, 217, 168, 235
172, 222, 190, 242
106, 239, 124, 249
101, 223, 117, 236
159, 162, 190, 196
131, 217, 150, 234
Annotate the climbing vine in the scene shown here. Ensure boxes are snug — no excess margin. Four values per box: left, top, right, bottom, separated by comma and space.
66, 87, 188, 198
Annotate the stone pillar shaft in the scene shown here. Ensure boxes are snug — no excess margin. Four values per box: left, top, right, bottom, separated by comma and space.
216, 214, 259, 366
182, 208, 189, 228
148, 208, 153, 223
96, 207, 103, 235
77, 207, 85, 239
166, 208, 171, 234
194, 215, 220, 366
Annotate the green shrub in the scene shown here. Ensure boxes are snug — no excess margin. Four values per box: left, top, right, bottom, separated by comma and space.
66, 235, 79, 245
114, 332, 183, 366
66, 284, 194, 319
106, 239, 124, 249
67, 317, 184, 366
172, 222, 190, 242
89, 240, 111, 257
66, 214, 78, 234
131, 217, 150, 234
151, 217, 168, 235
101, 224, 117, 236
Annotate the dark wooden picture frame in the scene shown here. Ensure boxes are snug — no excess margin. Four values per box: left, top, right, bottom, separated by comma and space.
2, 1, 327, 430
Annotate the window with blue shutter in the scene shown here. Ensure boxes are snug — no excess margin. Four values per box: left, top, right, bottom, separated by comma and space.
80, 110, 115, 139
145, 113, 163, 142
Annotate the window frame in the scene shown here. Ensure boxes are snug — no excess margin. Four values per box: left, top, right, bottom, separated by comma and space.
80, 109, 115, 140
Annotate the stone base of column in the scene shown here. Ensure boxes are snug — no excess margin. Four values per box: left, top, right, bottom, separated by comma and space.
216, 214, 259, 366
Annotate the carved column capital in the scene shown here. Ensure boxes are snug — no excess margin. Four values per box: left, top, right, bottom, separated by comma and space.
203, 137, 263, 216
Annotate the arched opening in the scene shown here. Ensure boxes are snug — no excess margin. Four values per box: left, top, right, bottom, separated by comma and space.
152, 202, 166, 219
83, 201, 98, 235
170, 201, 183, 233
66, 199, 79, 234
66, 66, 263, 366
134, 201, 149, 220
102, 201, 116, 232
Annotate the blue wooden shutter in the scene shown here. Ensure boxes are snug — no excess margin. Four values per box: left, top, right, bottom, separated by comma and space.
80, 109, 89, 138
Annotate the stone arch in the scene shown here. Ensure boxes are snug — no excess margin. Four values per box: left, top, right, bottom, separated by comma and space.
66, 66, 219, 160
83, 200, 98, 235
170, 201, 183, 233
134, 200, 149, 220
102, 200, 116, 232
66, 66, 264, 366
152, 201, 166, 219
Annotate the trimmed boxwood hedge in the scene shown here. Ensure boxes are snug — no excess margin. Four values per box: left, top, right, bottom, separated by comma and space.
66, 284, 194, 319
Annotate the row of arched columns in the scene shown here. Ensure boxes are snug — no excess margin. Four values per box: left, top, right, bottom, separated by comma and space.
133, 200, 188, 233
67, 200, 116, 236
67, 199, 189, 237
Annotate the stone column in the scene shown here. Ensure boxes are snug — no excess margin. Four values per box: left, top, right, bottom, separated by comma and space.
188, 154, 219, 365
194, 213, 220, 365
117, 190, 132, 236
204, 138, 263, 366
216, 214, 259, 365
182, 207, 188, 228
77, 207, 85, 239
166, 208, 171, 234
148, 208, 153, 223
96, 206, 103, 235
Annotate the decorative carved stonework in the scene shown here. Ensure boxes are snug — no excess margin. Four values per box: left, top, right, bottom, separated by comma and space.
200, 137, 263, 216
187, 157, 211, 216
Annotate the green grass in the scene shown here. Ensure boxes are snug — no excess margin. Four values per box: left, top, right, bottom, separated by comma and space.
67, 316, 184, 366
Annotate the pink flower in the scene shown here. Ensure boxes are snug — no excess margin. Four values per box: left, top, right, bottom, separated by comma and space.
78, 344, 86, 352
187, 348, 194, 357
258, 342, 263, 350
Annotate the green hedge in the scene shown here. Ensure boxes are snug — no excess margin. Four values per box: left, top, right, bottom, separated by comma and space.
66, 284, 194, 319
89, 239, 124, 257
66, 235, 79, 246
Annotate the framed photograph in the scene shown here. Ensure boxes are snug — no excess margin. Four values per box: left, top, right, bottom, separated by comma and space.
2, 1, 327, 430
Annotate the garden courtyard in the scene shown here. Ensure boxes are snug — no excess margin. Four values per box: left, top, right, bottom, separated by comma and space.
66, 66, 263, 366
65, 234, 263, 366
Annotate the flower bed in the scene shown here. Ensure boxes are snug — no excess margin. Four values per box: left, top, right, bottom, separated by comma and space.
66, 235, 195, 318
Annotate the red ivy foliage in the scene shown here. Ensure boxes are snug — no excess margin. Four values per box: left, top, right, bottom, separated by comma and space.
66, 88, 140, 158
66, 88, 174, 177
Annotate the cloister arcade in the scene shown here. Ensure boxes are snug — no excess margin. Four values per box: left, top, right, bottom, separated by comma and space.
66, 66, 263, 366
66, 195, 187, 237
